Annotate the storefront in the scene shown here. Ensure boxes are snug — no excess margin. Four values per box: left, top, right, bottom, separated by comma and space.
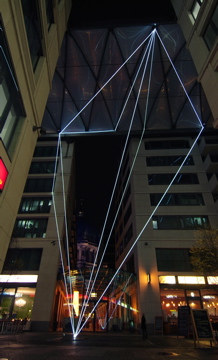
159, 275, 218, 334
0, 275, 37, 327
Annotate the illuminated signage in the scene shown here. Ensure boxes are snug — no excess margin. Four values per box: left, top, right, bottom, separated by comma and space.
0, 274, 38, 283
0, 158, 8, 191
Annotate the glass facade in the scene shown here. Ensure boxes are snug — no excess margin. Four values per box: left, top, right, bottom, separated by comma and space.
152, 215, 208, 229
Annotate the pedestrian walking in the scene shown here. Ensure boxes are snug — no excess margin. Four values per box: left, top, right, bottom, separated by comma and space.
141, 313, 147, 339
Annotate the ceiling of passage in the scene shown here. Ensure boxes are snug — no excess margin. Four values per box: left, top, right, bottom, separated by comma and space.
42, 1, 211, 135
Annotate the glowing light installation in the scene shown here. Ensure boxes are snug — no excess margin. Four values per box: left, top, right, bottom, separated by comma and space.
52, 28, 204, 338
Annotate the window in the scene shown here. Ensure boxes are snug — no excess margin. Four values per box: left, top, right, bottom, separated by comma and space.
150, 193, 204, 206
21, 0, 43, 70
29, 161, 56, 174
45, 0, 54, 30
156, 248, 192, 271
145, 140, 189, 150
203, 4, 218, 50
123, 184, 131, 209
13, 218, 48, 238
19, 197, 52, 213
191, 0, 204, 20
24, 178, 53, 192
124, 224, 133, 247
146, 156, 194, 167
3, 248, 42, 271
148, 173, 199, 185
33, 146, 58, 157
124, 203, 132, 226
152, 215, 208, 230
0, 23, 25, 152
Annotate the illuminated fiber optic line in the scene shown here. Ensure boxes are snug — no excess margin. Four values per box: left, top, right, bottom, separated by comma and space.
76, 33, 156, 335
156, 30, 203, 127
75, 35, 204, 337
102, 274, 133, 330
60, 30, 155, 134
77, 127, 205, 333
52, 136, 76, 335
77, 32, 156, 330
89, 31, 156, 293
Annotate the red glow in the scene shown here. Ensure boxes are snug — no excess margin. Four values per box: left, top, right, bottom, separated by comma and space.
0, 158, 8, 191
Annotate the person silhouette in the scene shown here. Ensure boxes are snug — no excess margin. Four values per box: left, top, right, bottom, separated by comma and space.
141, 313, 147, 339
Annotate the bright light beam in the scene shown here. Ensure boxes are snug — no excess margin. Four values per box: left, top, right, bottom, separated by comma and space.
76, 31, 156, 334
60, 31, 154, 134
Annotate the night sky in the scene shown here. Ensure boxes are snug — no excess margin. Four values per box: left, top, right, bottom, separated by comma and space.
75, 134, 124, 231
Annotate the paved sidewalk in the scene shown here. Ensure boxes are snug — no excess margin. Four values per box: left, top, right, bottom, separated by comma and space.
0, 331, 217, 360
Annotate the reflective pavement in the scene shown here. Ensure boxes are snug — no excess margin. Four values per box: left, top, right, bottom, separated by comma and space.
0, 331, 218, 360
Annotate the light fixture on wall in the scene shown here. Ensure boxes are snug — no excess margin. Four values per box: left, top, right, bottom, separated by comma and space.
147, 274, 151, 283
32, 126, 47, 135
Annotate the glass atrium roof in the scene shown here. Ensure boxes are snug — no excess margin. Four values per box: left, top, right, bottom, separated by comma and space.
42, 24, 211, 135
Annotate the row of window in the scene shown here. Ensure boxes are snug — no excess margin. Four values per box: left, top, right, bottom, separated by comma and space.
146, 156, 194, 167
150, 192, 204, 206
116, 224, 133, 259
3, 248, 42, 271
19, 197, 52, 213
148, 173, 198, 185
190, 0, 218, 51
152, 215, 208, 230
12, 219, 48, 238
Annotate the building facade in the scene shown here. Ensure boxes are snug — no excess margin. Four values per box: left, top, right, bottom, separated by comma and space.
171, 0, 218, 128
1, 137, 75, 331
115, 132, 218, 334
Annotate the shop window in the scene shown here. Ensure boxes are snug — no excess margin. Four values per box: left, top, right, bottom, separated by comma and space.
21, 0, 43, 70
152, 215, 208, 229
178, 276, 205, 284
0, 23, 25, 153
33, 146, 58, 157
3, 248, 42, 271
146, 156, 194, 167
12, 218, 48, 238
0, 287, 35, 321
24, 178, 53, 192
28, 161, 57, 174
150, 193, 204, 206
156, 248, 192, 271
19, 197, 52, 213
190, 0, 204, 21
203, 4, 218, 50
